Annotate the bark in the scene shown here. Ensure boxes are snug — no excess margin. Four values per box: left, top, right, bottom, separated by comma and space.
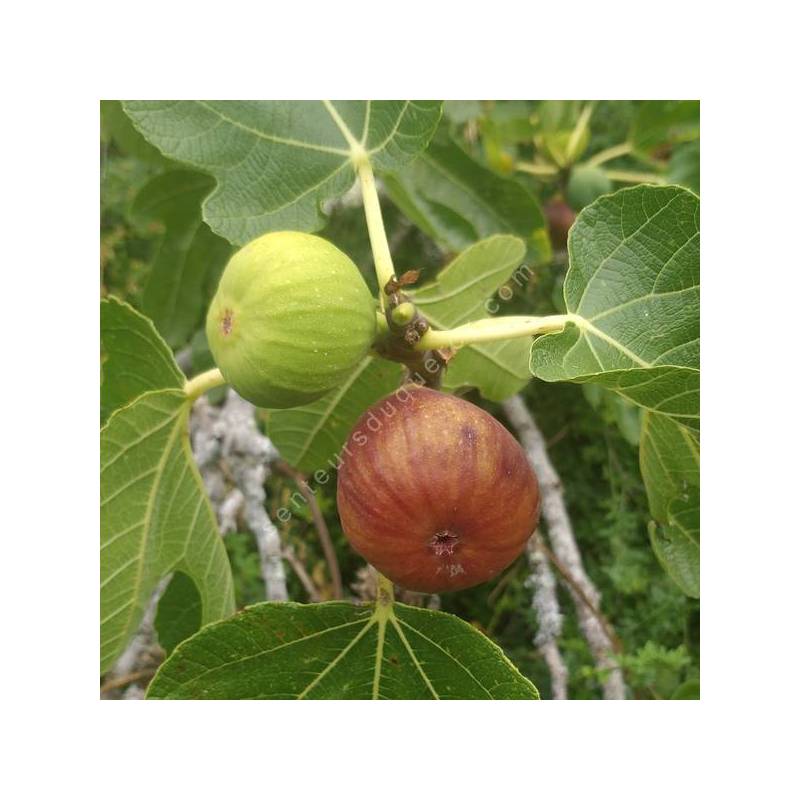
527, 540, 568, 699
191, 390, 288, 601
502, 395, 626, 700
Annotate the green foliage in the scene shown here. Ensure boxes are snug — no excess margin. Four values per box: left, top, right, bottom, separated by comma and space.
100, 296, 184, 423
100, 100, 700, 699
640, 412, 700, 596
410, 235, 534, 400
130, 170, 232, 348
567, 165, 613, 210
383, 129, 550, 262
265, 356, 404, 472
669, 140, 701, 193
122, 100, 442, 245
620, 642, 693, 699
630, 100, 700, 155
147, 600, 538, 699
531, 186, 700, 429
154, 572, 203, 655
100, 389, 234, 674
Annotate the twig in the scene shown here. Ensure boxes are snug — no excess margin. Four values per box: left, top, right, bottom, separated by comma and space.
502, 395, 627, 700
535, 533, 623, 655
191, 391, 289, 601
282, 546, 321, 602
274, 460, 343, 600
527, 537, 568, 700
102, 577, 169, 699
100, 668, 157, 695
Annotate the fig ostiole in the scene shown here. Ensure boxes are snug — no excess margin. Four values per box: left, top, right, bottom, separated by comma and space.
206, 231, 376, 409
336, 385, 541, 593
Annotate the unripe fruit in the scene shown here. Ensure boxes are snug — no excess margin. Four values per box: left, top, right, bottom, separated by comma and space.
390, 302, 416, 327
206, 232, 376, 408
337, 386, 540, 592
567, 165, 612, 210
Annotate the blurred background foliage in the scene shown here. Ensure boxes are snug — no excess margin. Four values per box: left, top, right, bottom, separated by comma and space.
101, 99, 699, 699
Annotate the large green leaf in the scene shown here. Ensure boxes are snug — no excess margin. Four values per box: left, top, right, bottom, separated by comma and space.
640, 411, 700, 597
100, 390, 235, 673
410, 235, 533, 401
530, 185, 699, 425
383, 130, 550, 262
100, 296, 184, 423
264, 356, 403, 473
131, 169, 232, 348
122, 100, 443, 245
147, 600, 539, 699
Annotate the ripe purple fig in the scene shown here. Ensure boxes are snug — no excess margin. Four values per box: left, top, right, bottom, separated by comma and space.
336, 385, 540, 592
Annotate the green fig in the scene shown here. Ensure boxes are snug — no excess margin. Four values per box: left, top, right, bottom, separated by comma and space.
567, 165, 613, 210
206, 231, 376, 409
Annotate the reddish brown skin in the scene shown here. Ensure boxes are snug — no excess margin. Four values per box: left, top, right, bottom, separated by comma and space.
544, 197, 577, 249
336, 386, 540, 593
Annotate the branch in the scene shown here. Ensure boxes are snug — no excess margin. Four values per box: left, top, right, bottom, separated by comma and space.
282, 545, 321, 602
101, 576, 169, 699
526, 536, 568, 700
274, 460, 343, 599
100, 668, 157, 695
502, 395, 627, 700
191, 390, 289, 601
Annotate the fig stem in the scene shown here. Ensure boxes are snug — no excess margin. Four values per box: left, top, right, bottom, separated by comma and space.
415, 314, 570, 350
375, 571, 395, 612
357, 158, 396, 312
603, 169, 666, 185
184, 368, 226, 402
585, 141, 632, 167
516, 161, 559, 177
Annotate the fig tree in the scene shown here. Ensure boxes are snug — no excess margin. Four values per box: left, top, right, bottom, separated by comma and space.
206, 231, 376, 408
336, 385, 540, 592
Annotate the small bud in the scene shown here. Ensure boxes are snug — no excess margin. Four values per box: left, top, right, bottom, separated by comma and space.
391, 302, 416, 327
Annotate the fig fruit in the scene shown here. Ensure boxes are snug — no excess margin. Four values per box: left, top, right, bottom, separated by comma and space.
206, 231, 376, 408
567, 165, 612, 210
336, 385, 540, 592
544, 197, 576, 249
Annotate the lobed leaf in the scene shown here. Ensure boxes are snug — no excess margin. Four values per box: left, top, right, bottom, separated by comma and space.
100, 296, 184, 423
648, 488, 700, 599
530, 185, 699, 424
264, 356, 403, 474
130, 169, 232, 348
383, 129, 550, 261
122, 100, 442, 245
147, 601, 539, 700
100, 390, 234, 673
640, 411, 700, 596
